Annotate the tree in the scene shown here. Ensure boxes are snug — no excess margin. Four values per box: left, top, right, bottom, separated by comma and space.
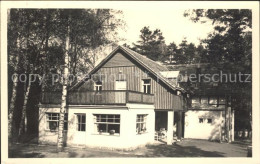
8, 9, 27, 142
8, 33, 21, 142
194, 43, 208, 63
172, 38, 198, 64
184, 9, 252, 66
184, 9, 252, 137
56, 10, 70, 152
55, 9, 124, 151
166, 42, 178, 64
7, 9, 124, 145
133, 26, 167, 61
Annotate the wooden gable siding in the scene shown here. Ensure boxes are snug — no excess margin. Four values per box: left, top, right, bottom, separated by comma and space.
96, 66, 139, 91
102, 52, 135, 67
76, 79, 94, 91
76, 51, 184, 111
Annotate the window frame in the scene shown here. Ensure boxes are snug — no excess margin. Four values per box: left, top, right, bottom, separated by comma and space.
94, 81, 102, 92
46, 113, 68, 131
76, 113, 86, 132
136, 114, 148, 134
142, 79, 151, 94
93, 114, 121, 135
198, 117, 214, 124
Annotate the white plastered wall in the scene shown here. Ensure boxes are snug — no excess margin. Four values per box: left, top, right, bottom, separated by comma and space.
39, 104, 155, 149
184, 110, 223, 140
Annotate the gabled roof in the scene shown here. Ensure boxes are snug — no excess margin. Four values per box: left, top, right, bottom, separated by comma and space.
70, 45, 186, 92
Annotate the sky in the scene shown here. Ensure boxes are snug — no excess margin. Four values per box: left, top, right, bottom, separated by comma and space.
117, 9, 214, 46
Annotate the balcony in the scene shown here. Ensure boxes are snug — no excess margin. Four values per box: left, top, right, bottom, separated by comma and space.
41, 90, 154, 105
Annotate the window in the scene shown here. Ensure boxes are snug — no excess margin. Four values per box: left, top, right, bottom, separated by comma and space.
200, 96, 208, 105
199, 118, 204, 123
46, 113, 68, 131
93, 114, 120, 135
94, 81, 102, 91
136, 115, 147, 134
218, 97, 226, 108
209, 96, 218, 104
142, 79, 151, 94
191, 97, 200, 108
199, 118, 213, 124
76, 114, 86, 131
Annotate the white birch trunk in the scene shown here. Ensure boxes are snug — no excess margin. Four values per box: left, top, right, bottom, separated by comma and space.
57, 18, 70, 151
18, 73, 31, 138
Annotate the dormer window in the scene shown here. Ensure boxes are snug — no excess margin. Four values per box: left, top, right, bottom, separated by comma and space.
94, 81, 102, 91
142, 79, 151, 94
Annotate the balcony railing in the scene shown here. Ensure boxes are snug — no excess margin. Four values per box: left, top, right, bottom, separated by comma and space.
41, 90, 154, 105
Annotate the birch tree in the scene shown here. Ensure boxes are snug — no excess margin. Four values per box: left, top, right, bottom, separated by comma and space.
8, 9, 24, 142
8, 9, 124, 146
57, 11, 71, 151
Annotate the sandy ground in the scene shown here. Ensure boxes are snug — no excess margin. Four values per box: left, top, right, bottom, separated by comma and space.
8, 139, 251, 158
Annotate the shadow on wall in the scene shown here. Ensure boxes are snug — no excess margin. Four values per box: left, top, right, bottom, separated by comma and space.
36, 108, 75, 146
14, 110, 76, 146
208, 116, 222, 141
187, 110, 222, 141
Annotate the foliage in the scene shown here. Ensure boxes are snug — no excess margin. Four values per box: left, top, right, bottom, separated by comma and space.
184, 9, 252, 67
132, 26, 167, 61
131, 27, 208, 64
184, 9, 252, 131
7, 9, 124, 139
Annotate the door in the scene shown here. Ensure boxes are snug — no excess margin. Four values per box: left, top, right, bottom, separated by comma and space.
115, 80, 126, 103
115, 80, 126, 90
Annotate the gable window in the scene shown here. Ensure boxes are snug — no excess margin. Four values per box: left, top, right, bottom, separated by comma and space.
142, 79, 151, 94
76, 114, 86, 131
136, 114, 147, 134
93, 114, 120, 135
94, 81, 102, 92
46, 113, 68, 131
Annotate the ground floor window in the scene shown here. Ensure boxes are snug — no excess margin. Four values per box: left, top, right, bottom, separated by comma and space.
199, 117, 213, 124
136, 114, 147, 134
46, 113, 68, 131
76, 114, 86, 131
93, 114, 120, 135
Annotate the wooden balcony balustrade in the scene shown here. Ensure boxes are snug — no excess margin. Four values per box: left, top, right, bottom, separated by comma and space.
41, 90, 154, 105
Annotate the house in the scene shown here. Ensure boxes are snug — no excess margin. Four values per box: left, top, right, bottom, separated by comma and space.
39, 46, 187, 149
39, 46, 235, 149
166, 63, 235, 142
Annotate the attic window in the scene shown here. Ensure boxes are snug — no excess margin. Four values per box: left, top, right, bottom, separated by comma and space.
207, 118, 213, 124
142, 79, 151, 94
199, 118, 204, 123
94, 81, 102, 91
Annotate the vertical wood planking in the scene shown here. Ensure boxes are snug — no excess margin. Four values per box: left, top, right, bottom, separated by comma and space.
76, 51, 184, 111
